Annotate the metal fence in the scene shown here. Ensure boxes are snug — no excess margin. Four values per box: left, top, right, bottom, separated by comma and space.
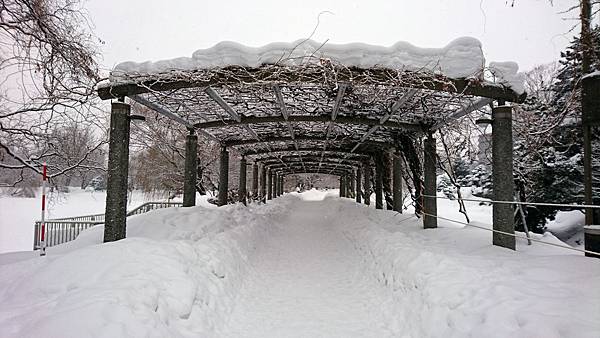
33, 201, 183, 250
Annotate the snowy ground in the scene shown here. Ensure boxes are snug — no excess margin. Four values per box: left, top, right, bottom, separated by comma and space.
0, 188, 214, 254
0, 189, 598, 337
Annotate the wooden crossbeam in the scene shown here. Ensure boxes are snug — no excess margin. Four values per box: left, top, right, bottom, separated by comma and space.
195, 115, 425, 131
275, 167, 352, 175
273, 85, 305, 171
99, 67, 526, 103
339, 89, 417, 173
242, 146, 375, 157
129, 95, 221, 142
265, 162, 356, 170
258, 156, 362, 166
257, 154, 364, 163
429, 97, 493, 130
319, 84, 349, 170
223, 135, 393, 148
204, 87, 241, 122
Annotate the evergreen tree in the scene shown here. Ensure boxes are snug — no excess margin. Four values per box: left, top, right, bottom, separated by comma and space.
515, 25, 600, 233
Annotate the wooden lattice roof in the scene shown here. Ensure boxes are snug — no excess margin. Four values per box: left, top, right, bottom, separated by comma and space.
98, 53, 526, 175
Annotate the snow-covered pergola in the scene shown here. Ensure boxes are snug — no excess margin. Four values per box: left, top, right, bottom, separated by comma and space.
97, 38, 526, 249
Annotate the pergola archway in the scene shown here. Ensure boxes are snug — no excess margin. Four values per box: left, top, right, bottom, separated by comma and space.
97, 40, 525, 249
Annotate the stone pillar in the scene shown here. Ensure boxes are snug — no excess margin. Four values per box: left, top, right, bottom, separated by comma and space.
375, 153, 384, 209
278, 175, 283, 196
423, 136, 437, 228
183, 131, 198, 207
349, 171, 356, 198
363, 162, 371, 206
267, 170, 272, 200
492, 106, 515, 249
260, 166, 267, 203
393, 151, 403, 213
271, 172, 277, 198
383, 152, 393, 210
104, 102, 131, 242
217, 147, 229, 206
251, 163, 258, 201
238, 157, 247, 205
355, 168, 362, 203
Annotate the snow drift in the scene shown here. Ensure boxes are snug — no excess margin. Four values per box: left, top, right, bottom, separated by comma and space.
0, 201, 288, 337
1, 191, 598, 337
327, 197, 600, 337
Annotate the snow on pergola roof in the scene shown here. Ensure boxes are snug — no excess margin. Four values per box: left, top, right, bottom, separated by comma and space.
97, 38, 526, 174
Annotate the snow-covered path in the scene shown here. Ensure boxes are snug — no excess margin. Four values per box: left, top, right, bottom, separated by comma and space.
221, 201, 391, 337
1, 191, 599, 337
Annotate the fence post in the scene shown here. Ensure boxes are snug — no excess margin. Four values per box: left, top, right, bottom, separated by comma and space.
492, 105, 515, 249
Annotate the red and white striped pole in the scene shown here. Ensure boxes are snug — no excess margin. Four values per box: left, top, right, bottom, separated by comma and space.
40, 162, 47, 256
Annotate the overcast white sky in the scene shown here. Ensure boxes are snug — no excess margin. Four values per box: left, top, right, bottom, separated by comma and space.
87, 0, 583, 74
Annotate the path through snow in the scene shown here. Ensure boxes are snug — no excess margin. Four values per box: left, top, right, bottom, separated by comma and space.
1, 191, 598, 337
221, 200, 392, 337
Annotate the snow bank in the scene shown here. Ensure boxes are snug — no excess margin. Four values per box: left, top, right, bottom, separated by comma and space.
111, 38, 486, 81
0, 201, 288, 337
319, 196, 600, 337
2, 191, 596, 337
0, 190, 213, 254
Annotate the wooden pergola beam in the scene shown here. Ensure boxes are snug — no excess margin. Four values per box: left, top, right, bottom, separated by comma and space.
266, 162, 356, 170
273, 85, 305, 171
194, 114, 425, 131
223, 135, 393, 148
430, 97, 493, 130
98, 67, 526, 103
204, 87, 241, 122
130, 94, 195, 129
327, 89, 417, 175
242, 146, 375, 157
319, 83, 348, 169
257, 155, 363, 166
266, 163, 356, 172
275, 167, 352, 175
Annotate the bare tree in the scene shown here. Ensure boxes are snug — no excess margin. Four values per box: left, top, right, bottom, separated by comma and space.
524, 62, 559, 105
128, 104, 223, 197
0, 0, 105, 188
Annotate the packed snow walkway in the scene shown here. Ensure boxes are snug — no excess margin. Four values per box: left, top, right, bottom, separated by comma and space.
0, 190, 599, 337
221, 201, 391, 337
